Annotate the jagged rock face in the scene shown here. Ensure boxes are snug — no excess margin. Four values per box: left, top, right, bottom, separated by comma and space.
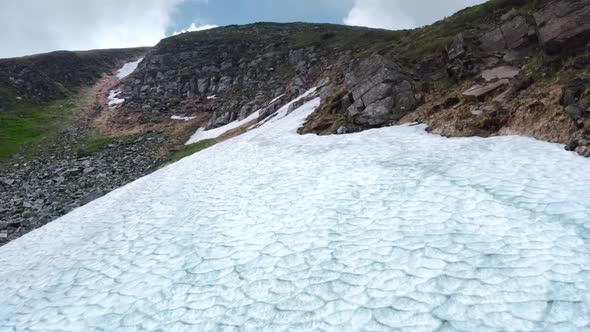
480, 14, 536, 53
447, 34, 466, 61
534, 0, 590, 54
345, 55, 421, 127
119, 23, 357, 129
446, 34, 473, 82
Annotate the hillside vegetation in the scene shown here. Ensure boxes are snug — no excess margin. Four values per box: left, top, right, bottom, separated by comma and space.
0, 48, 147, 162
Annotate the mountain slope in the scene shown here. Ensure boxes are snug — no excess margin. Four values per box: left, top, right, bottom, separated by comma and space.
1, 85, 589, 330
108, 0, 590, 157
2, 0, 590, 253
0, 48, 148, 161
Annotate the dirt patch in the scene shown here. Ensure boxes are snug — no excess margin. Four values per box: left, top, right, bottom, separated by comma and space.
401, 79, 581, 144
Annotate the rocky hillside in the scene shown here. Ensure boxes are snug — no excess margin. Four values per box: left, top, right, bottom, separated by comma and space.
0, 48, 153, 244
0, 48, 148, 105
117, 23, 398, 128
113, 0, 590, 157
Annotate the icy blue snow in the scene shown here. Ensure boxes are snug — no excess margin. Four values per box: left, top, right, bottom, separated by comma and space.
1, 92, 590, 331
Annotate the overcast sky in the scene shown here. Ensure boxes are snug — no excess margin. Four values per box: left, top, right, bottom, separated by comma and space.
0, 0, 486, 59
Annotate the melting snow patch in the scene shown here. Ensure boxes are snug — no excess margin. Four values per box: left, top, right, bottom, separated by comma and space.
186, 110, 260, 145
1, 88, 590, 331
116, 58, 143, 79
107, 90, 124, 107
171, 115, 196, 121
269, 93, 285, 105
255, 86, 318, 128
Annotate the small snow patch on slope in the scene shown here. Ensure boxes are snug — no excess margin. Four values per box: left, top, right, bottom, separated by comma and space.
116, 58, 143, 79
171, 115, 196, 121
185, 87, 318, 145
107, 90, 124, 107
186, 110, 260, 145
255, 86, 318, 128
268, 94, 285, 105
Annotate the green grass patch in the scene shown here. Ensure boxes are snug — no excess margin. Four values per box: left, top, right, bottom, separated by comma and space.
170, 139, 218, 162
393, 0, 533, 66
0, 88, 92, 162
76, 135, 115, 157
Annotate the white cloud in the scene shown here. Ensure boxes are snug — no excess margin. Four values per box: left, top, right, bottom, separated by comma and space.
343, 0, 416, 30
173, 23, 218, 36
343, 0, 488, 30
0, 0, 187, 58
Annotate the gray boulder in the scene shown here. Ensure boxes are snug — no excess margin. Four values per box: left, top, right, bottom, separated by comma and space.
481, 15, 535, 53
561, 79, 588, 126
565, 103, 585, 119
480, 28, 506, 53
238, 103, 256, 120
561, 79, 587, 106
481, 66, 521, 81
207, 111, 237, 129
344, 55, 420, 127
197, 78, 210, 94
463, 79, 510, 100
336, 126, 349, 135
566, 138, 590, 156
416, 55, 446, 81
534, 0, 590, 54
349, 97, 394, 127
447, 34, 465, 61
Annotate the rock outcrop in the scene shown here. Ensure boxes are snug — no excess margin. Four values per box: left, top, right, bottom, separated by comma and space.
561, 79, 589, 127
480, 14, 537, 54
481, 66, 521, 81
463, 79, 510, 100
118, 23, 359, 129
534, 0, 590, 54
345, 55, 421, 127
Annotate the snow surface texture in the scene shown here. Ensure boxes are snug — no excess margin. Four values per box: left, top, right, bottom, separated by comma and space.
117, 58, 143, 79
1, 89, 590, 331
186, 110, 260, 145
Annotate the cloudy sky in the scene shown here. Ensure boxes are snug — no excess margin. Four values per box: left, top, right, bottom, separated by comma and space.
0, 0, 486, 59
